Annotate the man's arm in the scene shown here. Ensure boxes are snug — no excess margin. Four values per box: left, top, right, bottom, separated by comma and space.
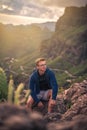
29, 75, 40, 103
49, 71, 58, 100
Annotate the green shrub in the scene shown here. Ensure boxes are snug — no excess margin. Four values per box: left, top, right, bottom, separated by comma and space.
0, 67, 8, 100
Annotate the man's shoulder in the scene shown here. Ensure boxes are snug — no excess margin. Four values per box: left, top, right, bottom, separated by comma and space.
30, 70, 38, 78
46, 68, 54, 75
46, 68, 53, 72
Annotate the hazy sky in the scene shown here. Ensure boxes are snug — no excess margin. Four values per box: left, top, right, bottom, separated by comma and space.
0, 0, 87, 25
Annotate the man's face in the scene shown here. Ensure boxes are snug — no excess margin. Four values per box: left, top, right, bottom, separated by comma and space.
37, 60, 47, 73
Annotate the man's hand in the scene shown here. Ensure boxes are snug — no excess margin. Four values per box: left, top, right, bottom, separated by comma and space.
37, 101, 44, 108
48, 99, 56, 113
49, 99, 56, 107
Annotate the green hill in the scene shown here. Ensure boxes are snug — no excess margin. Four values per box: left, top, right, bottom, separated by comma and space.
0, 23, 53, 84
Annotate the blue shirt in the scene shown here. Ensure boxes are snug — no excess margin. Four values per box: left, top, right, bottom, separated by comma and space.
29, 68, 58, 103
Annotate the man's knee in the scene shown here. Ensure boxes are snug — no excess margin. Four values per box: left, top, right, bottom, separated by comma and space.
47, 90, 52, 99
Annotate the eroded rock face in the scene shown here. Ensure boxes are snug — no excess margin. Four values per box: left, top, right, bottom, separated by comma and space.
61, 80, 87, 120
61, 94, 87, 120
63, 80, 87, 105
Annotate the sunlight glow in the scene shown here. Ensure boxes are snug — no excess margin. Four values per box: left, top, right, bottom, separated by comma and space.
2, 5, 13, 11
0, 13, 57, 25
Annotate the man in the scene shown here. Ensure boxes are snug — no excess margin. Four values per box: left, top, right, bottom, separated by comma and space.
27, 58, 58, 113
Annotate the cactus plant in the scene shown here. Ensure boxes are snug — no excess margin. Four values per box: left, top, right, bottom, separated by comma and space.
7, 75, 30, 105
14, 83, 24, 105
14, 83, 30, 105
0, 67, 8, 100
8, 75, 14, 103
19, 89, 30, 105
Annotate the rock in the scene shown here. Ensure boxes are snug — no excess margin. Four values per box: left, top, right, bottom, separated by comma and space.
48, 115, 87, 130
62, 94, 87, 120
44, 112, 61, 122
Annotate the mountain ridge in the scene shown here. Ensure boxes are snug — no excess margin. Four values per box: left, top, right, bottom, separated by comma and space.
0, 5, 87, 87
40, 5, 87, 86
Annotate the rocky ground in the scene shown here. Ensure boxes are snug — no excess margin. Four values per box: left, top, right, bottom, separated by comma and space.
32, 80, 87, 130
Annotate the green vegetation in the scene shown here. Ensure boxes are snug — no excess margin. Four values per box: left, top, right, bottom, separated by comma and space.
8, 76, 14, 103
8, 77, 30, 105
0, 67, 8, 101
